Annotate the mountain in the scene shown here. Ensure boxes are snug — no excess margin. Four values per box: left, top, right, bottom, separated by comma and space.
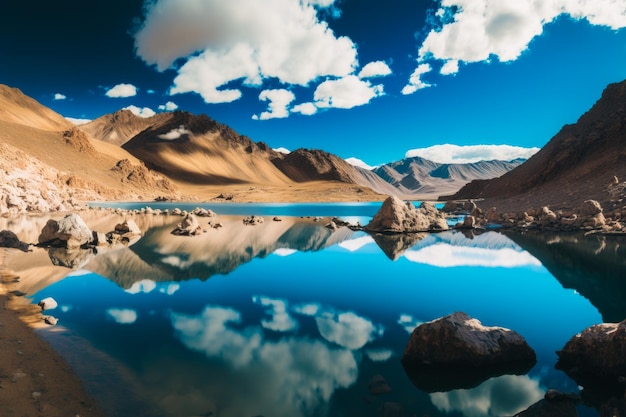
0, 85, 73, 131
374, 156, 524, 197
79, 109, 169, 146
447, 79, 626, 213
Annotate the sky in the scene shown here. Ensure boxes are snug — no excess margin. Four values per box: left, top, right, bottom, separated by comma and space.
2, 0, 626, 167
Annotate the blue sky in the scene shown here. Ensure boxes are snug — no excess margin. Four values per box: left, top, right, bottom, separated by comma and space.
2, 0, 626, 166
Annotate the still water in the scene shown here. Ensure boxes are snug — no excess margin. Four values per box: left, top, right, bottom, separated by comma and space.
5, 203, 626, 417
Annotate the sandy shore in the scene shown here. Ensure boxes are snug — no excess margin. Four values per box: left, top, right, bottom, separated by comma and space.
0, 264, 106, 417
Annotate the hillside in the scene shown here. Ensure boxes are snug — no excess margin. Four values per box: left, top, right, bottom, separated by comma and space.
374, 157, 524, 197
79, 110, 169, 146
447, 79, 626, 213
0, 85, 73, 131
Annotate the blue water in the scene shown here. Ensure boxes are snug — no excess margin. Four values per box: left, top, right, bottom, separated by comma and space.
25, 204, 622, 417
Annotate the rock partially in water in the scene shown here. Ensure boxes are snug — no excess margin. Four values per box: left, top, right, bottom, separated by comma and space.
172, 213, 202, 236
38, 297, 58, 311
556, 318, 626, 401
365, 196, 448, 233
401, 312, 536, 392
38, 213, 93, 248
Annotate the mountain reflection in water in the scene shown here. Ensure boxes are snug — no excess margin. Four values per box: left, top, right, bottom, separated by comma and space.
0, 211, 612, 416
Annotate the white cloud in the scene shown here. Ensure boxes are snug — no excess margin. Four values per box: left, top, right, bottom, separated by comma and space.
123, 105, 156, 118
253, 89, 296, 120
293, 303, 321, 316
403, 244, 542, 268
54, 93, 66, 100
314, 309, 383, 350
314, 76, 384, 109
159, 283, 180, 295
345, 157, 376, 171
291, 102, 318, 116
105, 83, 138, 98
364, 348, 394, 362
158, 101, 179, 111
136, 0, 357, 104
401, 63, 432, 95
430, 374, 544, 417
273, 147, 292, 155
157, 126, 191, 140
252, 295, 298, 332
106, 308, 138, 324
65, 117, 91, 125
414, 0, 626, 79
397, 314, 423, 334
358, 61, 392, 79
125, 279, 157, 294
404, 144, 540, 164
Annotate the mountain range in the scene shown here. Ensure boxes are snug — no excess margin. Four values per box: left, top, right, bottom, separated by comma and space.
0, 83, 525, 208
447, 78, 626, 213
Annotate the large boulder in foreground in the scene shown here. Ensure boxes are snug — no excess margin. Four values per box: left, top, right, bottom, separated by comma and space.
365, 196, 448, 233
38, 213, 93, 248
556, 318, 626, 400
401, 312, 536, 392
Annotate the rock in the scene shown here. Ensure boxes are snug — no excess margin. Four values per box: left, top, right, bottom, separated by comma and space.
172, 214, 202, 236
243, 215, 264, 226
401, 312, 536, 392
556, 318, 626, 396
461, 215, 476, 229
486, 207, 500, 222
581, 200, 603, 216
0, 230, 29, 251
325, 221, 337, 230
114, 219, 142, 236
38, 214, 93, 248
272, 216, 282, 222
44, 316, 58, 326
368, 374, 391, 395
365, 196, 448, 233
38, 297, 58, 311
94, 231, 109, 246
48, 247, 95, 269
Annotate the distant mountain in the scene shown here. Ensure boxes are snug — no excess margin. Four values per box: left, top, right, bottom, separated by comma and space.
0, 85, 72, 131
79, 109, 169, 146
448, 79, 626, 213
374, 156, 524, 198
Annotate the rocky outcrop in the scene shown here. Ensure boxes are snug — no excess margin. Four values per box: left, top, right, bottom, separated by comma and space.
556, 318, 626, 397
38, 214, 94, 248
365, 196, 448, 233
401, 312, 536, 392
172, 214, 202, 236
243, 215, 264, 226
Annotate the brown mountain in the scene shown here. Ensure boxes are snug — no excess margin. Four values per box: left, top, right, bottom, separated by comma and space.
447, 79, 626, 213
0, 84, 178, 213
79, 110, 169, 146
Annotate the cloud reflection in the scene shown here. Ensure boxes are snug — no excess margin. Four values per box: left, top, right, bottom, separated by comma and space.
106, 308, 138, 324
170, 305, 359, 417
397, 314, 423, 334
404, 244, 541, 268
430, 374, 544, 417
364, 348, 394, 362
125, 279, 157, 294
338, 235, 375, 252
252, 295, 298, 332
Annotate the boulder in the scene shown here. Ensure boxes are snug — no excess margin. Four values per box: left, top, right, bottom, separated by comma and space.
0, 230, 29, 252
38, 297, 58, 310
365, 196, 448, 233
581, 200, 603, 216
172, 214, 202, 236
401, 312, 536, 392
38, 214, 93, 248
114, 219, 142, 236
556, 318, 626, 396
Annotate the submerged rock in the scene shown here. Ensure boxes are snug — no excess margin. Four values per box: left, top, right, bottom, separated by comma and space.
365, 196, 448, 233
401, 312, 536, 392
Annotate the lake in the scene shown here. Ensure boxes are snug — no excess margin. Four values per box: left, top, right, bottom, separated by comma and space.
5, 203, 626, 417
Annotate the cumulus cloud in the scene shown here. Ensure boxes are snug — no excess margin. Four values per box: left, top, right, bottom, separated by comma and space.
291, 102, 318, 116
364, 348, 394, 362
401, 63, 432, 95
106, 308, 138, 324
253, 89, 296, 120
105, 83, 138, 98
397, 314, 423, 333
405, 144, 540, 164
158, 101, 179, 111
253, 295, 298, 332
405, 0, 626, 87
157, 125, 191, 140
125, 279, 157, 294
65, 117, 91, 125
123, 105, 156, 118
358, 61, 392, 79
159, 283, 181, 295
136, 0, 357, 104
314, 76, 384, 109
54, 93, 66, 100
345, 157, 376, 170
